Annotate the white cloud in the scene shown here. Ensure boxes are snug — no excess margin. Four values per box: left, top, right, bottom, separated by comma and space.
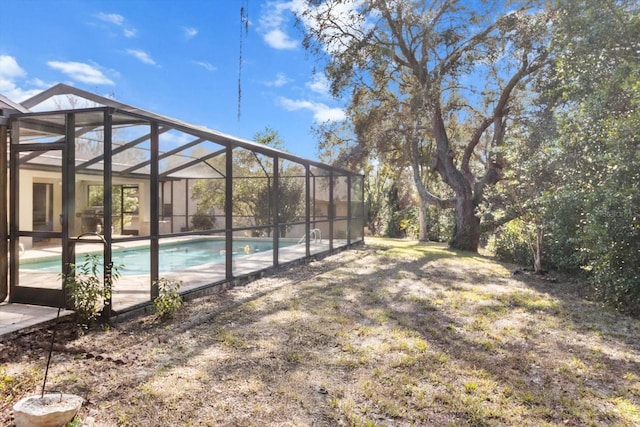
0, 83, 44, 102
264, 29, 298, 49
306, 73, 330, 96
183, 27, 198, 39
278, 97, 345, 122
126, 49, 157, 65
0, 55, 26, 79
0, 56, 53, 103
97, 12, 124, 26
97, 12, 136, 38
0, 79, 43, 103
259, 1, 298, 50
47, 61, 115, 85
194, 61, 217, 72
265, 72, 290, 87
29, 78, 50, 88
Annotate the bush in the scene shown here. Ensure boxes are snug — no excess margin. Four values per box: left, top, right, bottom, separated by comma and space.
489, 219, 534, 267
191, 211, 215, 231
63, 254, 121, 326
388, 206, 419, 239
153, 278, 183, 319
425, 206, 455, 242
582, 196, 640, 315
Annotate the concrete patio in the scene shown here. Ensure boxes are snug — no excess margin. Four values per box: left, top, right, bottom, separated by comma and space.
0, 303, 73, 339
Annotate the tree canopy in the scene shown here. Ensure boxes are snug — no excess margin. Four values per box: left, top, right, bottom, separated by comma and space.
298, 0, 552, 251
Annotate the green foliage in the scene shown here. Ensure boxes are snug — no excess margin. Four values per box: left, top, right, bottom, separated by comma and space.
489, 219, 535, 267
153, 278, 183, 319
255, 175, 305, 237
544, 0, 640, 314
362, 162, 453, 242
63, 254, 122, 325
363, 162, 394, 236
384, 179, 418, 239
0, 366, 39, 404
542, 193, 587, 273
424, 206, 455, 243
88, 185, 139, 233
190, 127, 303, 235
485, 0, 640, 314
65, 417, 81, 427
191, 210, 216, 231
388, 206, 419, 240
302, 0, 552, 251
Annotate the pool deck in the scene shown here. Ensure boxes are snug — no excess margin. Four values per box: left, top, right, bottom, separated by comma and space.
0, 303, 74, 339
1, 238, 343, 340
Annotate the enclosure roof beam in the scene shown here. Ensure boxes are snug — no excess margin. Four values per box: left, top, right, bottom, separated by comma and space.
159, 147, 226, 179
75, 125, 170, 171
15, 117, 65, 136
120, 137, 205, 175
19, 83, 361, 177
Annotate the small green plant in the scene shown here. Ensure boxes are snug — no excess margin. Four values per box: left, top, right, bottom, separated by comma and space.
63, 254, 121, 326
153, 277, 183, 318
1, 366, 40, 403
65, 416, 81, 427
464, 381, 479, 393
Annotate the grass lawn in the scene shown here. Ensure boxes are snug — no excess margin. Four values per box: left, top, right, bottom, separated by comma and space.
2, 237, 639, 426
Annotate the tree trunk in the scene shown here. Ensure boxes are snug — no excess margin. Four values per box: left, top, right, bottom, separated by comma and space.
534, 226, 543, 274
449, 196, 480, 252
408, 135, 454, 242
418, 202, 428, 241
431, 103, 481, 253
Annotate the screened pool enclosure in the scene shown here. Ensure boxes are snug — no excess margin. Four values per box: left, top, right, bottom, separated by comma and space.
0, 84, 364, 316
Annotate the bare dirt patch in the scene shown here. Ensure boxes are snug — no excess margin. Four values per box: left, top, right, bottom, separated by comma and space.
2, 238, 639, 426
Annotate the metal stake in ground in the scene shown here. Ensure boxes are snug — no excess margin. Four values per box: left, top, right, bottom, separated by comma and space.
41, 307, 62, 398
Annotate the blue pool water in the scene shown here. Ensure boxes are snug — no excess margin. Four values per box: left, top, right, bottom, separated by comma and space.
21, 238, 293, 276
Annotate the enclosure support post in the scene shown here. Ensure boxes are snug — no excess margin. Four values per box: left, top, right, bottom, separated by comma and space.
329, 170, 334, 252
347, 174, 352, 246
184, 179, 190, 232
304, 164, 310, 258
273, 155, 279, 268
8, 118, 18, 302
60, 113, 77, 309
102, 110, 112, 320
225, 145, 233, 279
0, 118, 8, 302
150, 121, 159, 299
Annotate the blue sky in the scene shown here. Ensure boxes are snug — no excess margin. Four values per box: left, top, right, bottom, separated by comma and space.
0, 0, 345, 160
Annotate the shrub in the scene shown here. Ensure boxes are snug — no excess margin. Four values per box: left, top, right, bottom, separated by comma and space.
191, 211, 215, 231
153, 278, 183, 319
489, 219, 534, 267
388, 206, 419, 239
63, 254, 121, 326
425, 206, 456, 242
582, 196, 640, 315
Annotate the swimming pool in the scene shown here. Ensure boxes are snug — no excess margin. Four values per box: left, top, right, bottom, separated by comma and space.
20, 238, 295, 276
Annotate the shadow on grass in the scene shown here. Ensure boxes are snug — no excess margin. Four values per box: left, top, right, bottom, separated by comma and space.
265, 239, 640, 426
23, 239, 640, 426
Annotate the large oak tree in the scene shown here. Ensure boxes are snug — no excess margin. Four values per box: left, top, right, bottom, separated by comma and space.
298, 0, 552, 251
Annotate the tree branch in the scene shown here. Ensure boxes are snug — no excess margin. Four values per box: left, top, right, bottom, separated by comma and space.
473, 49, 551, 201
410, 133, 455, 209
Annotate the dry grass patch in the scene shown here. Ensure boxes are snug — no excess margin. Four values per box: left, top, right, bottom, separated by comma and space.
1, 238, 639, 426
